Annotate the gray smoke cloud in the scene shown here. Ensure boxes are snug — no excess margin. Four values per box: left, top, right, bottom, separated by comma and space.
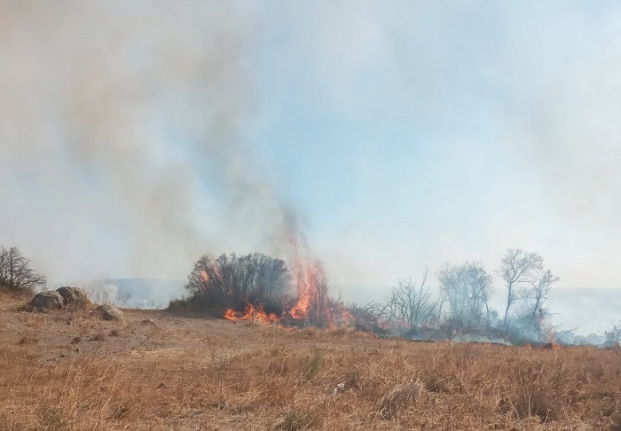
0, 1, 297, 281
3, 0, 621, 332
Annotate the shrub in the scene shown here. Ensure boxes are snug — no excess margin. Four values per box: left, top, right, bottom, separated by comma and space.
169, 252, 290, 318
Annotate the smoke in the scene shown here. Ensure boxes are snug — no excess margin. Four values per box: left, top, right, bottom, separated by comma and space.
485, 2, 621, 286
0, 1, 298, 281
253, 1, 621, 290
3, 0, 621, 335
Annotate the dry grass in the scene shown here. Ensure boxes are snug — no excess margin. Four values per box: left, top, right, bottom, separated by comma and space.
378, 382, 421, 419
1, 297, 621, 430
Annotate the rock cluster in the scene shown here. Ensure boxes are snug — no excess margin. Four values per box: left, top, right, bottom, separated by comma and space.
28, 286, 125, 321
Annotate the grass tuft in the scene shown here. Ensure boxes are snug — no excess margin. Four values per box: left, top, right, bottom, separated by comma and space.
378, 382, 422, 419
303, 349, 323, 380
275, 410, 317, 431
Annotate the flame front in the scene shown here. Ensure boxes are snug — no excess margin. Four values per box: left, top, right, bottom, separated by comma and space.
289, 290, 311, 320
288, 247, 323, 321
224, 304, 279, 324
223, 237, 355, 327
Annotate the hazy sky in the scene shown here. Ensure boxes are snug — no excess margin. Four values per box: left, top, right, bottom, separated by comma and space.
2, 1, 621, 299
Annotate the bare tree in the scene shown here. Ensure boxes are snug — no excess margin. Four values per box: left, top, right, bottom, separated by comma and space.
516, 269, 559, 340
437, 262, 493, 327
383, 271, 439, 327
254, 254, 291, 299
603, 321, 621, 349
499, 249, 543, 328
0, 246, 46, 293
308, 264, 330, 326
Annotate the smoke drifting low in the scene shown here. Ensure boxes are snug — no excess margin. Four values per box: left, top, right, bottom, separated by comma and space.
0, 1, 297, 281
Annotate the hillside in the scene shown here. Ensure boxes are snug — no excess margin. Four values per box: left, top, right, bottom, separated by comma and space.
1, 295, 620, 430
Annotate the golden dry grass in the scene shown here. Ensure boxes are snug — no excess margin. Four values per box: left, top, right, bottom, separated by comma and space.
1, 297, 620, 430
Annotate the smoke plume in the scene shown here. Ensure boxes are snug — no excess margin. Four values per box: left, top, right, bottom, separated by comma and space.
0, 1, 297, 281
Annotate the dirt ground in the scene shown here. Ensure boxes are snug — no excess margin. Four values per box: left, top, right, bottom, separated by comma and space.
1, 293, 621, 430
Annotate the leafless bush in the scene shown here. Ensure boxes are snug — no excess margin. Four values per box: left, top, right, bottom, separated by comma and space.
382, 271, 439, 327
604, 321, 621, 349
86, 288, 132, 308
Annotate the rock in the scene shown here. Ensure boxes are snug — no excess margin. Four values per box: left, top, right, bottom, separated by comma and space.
94, 304, 125, 321
30, 291, 64, 310
141, 318, 157, 326
56, 287, 90, 309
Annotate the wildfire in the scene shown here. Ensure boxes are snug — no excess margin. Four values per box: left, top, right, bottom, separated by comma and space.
200, 258, 222, 284
289, 289, 311, 320
224, 304, 279, 324
287, 248, 326, 321
223, 237, 355, 327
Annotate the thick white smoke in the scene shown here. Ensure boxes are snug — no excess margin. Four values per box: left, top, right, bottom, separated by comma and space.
0, 1, 297, 282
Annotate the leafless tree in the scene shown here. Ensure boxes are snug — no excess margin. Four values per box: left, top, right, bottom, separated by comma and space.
603, 321, 621, 349
516, 269, 559, 340
383, 270, 439, 327
437, 262, 493, 327
0, 246, 46, 293
499, 249, 543, 327
308, 264, 330, 326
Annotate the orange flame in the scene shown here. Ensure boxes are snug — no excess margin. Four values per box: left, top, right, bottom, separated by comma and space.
200, 270, 209, 283
288, 248, 323, 321
200, 258, 222, 284
224, 304, 279, 324
287, 239, 354, 326
224, 308, 238, 320
289, 290, 312, 320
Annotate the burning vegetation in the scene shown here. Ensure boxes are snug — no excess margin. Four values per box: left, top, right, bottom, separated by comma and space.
169, 250, 355, 329
168, 247, 581, 347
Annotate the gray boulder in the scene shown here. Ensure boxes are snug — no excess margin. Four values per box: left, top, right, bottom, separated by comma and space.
30, 291, 64, 309
94, 304, 125, 321
56, 286, 90, 309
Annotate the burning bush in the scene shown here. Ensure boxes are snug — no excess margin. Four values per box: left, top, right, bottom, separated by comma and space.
169, 252, 290, 317
169, 251, 355, 328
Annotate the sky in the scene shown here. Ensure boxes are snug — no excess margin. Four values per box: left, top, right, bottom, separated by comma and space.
2, 1, 621, 317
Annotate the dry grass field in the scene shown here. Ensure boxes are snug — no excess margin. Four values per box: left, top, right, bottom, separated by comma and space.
1, 292, 621, 430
